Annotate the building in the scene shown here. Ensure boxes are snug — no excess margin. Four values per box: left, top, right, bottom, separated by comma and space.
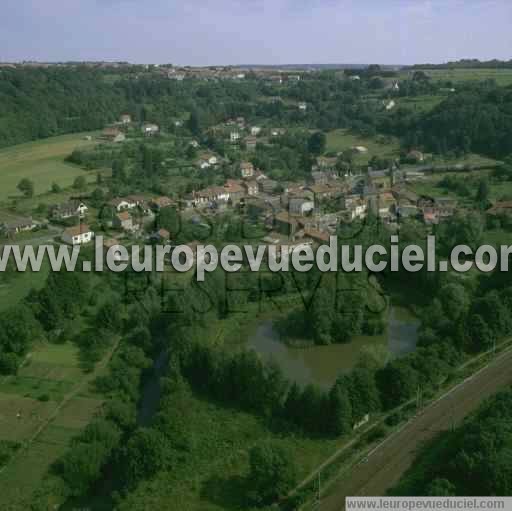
120, 114, 132, 124
230, 131, 241, 143
245, 136, 257, 151
2, 217, 36, 235
243, 180, 259, 196
258, 178, 278, 194
50, 200, 88, 220
101, 127, 125, 143
150, 196, 174, 210
288, 196, 314, 216
141, 123, 160, 136
240, 161, 254, 178
109, 197, 136, 211
406, 150, 425, 163
61, 224, 94, 245
113, 211, 135, 231
298, 102, 307, 111
250, 126, 261, 136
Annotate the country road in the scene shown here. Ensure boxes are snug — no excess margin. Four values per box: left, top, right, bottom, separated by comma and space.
320, 348, 512, 511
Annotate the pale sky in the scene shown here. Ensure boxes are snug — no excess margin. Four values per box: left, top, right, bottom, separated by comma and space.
1, 0, 511, 65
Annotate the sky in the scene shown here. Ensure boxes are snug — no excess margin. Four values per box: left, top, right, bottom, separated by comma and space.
1, 0, 511, 66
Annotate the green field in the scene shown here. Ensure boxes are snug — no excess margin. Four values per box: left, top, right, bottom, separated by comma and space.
399, 68, 512, 86
398, 95, 446, 113
0, 342, 104, 509
0, 261, 50, 311
326, 129, 400, 164
0, 132, 101, 202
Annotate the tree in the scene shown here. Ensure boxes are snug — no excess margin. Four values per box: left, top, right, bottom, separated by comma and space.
73, 175, 87, 191
51, 182, 62, 193
475, 178, 490, 207
121, 428, 167, 487
425, 478, 457, 496
17, 178, 34, 197
307, 131, 326, 156
247, 442, 298, 506
327, 384, 352, 435
187, 109, 202, 137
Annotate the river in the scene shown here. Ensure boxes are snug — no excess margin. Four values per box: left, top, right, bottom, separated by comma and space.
246, 306, 419, 388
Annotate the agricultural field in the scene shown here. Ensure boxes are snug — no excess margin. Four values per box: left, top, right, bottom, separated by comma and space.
399, 68, 512, 86
398, 94, 446, 113
0, 341, 104, 509
325, 129, 400, 164
0, 132, 103, 202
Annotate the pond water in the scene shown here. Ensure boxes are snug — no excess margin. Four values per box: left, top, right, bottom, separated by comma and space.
246, 306, 419, 388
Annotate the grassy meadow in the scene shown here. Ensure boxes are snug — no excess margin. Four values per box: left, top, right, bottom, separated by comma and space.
325, 129, 400, 164
0, 132, 102, 202
399, 68, 512, 86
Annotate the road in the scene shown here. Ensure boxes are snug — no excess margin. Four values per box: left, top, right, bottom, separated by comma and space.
320, 348, 512, 511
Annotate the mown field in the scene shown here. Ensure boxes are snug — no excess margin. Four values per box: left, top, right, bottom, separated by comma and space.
399, 68, 512, 86
0, 132, 101, 202
325, 129, 400, 164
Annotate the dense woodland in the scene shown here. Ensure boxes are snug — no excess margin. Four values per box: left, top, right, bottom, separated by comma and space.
1, 66, 512, 162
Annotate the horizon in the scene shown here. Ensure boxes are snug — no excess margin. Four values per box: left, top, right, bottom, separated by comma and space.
1, 0, 511, 65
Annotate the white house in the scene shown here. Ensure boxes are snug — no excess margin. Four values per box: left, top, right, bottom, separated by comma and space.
230, 131, 241, 143
141, 123, 160, 136
250, 126, 261, 136
62, 224, 94, 245
298, 102, 307, 111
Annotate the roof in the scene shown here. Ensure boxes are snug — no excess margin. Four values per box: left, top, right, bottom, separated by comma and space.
152, 196, 173, 208
116, 211, 131, 221
64, 224, 92, 237
303, 228, 330, 243
157, 228, 170, 238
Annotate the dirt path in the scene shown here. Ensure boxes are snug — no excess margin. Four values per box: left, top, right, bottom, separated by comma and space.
319, 348, 512, 510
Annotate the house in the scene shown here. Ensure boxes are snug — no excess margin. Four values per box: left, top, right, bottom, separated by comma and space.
311, 171, 329, 186
113, 211, 136, 232
193, 186, 230, 207
101, 127, 125, 143
406, 150, 425, 163
288, 75, 301, 82
120, 114, 132, 124
141, 123, 160, 136
423, 207, 439, 225
109, 197, 136, 211
2, 217, 36, 235
245, 136, 257, 151
298, 102, 307, 111
50, 200, 88, 220
270, 128, 286, 137
316, 156, 338, 170
258, 178, 278, 194
376, 192, 397, 219
250, 126, 261, 136
306, 184, 337, 200
487, 201, 512, 216
288, 196, 314, 216
151, 228, 171, 243
303, 228, 330, 245
230, 131, 241, 143
274, 211, 300, 237
243, 180, 259, 196
150, 196, 174, 210
353, 146, 368, 153
240, 161, 254, 178
189, 140, 200, 148
224, 180, 245, 203
342, 195, 368, 221
61, 224, 94, 245
385, 100, 396, 111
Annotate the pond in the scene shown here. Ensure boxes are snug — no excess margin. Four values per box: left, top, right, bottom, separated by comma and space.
246, 306, 419, 388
